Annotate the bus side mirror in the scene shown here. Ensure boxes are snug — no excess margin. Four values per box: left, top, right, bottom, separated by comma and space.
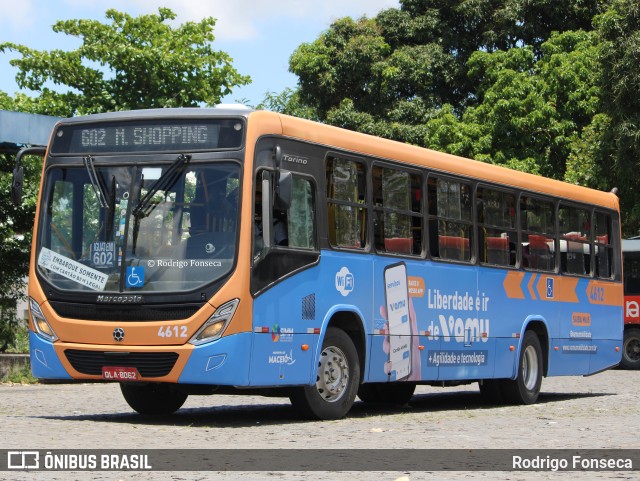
11, 146, 46, 206
11, 165, 24, 206
275, 170, 292, 211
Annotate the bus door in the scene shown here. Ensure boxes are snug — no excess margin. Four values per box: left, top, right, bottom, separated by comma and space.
249, 160, 321, 387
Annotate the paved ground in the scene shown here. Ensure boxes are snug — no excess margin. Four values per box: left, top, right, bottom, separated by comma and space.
1, 369, 638, 480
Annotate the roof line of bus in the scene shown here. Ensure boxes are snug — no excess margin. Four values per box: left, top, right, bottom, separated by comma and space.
51, 108, 619, 211
250, 110, 619, 212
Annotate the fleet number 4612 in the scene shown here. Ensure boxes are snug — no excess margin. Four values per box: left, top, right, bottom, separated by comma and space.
157, 325, 187, 338
589, 286, 605, 303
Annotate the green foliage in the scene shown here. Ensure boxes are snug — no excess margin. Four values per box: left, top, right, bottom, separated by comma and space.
0, 7, 251, 115
3, 321, 30, 354
0, 145, 42, 350
2, 363, 38, 384
290, 17, 392, 118
285, 0, 640, 232
594, 0, 640, 235
452, 31, 601, 178
255, 88, 319, 120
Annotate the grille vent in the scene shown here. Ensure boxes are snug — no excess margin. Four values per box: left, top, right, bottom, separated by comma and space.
50, 301, 201, 321
302, 293, 316, 321
65, 350, 179, 377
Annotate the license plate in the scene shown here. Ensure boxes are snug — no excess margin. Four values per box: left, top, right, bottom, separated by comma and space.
102, 366, 141, 381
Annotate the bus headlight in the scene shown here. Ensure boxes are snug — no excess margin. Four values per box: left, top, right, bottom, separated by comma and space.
189, 299, 239, 345
30, 297, 58, 342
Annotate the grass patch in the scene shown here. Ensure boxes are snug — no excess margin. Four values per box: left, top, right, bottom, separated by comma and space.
5, 322, 30, 354
2, 363, 38, 384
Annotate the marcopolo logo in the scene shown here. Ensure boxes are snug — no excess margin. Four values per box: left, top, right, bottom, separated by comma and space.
335, 267, 354, 297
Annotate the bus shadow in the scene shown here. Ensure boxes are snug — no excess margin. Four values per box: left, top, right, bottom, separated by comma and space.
36, 389, 615, 428
401, 389, 612, 412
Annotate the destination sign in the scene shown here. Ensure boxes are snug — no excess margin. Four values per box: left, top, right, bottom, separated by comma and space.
50, 118, 244, 154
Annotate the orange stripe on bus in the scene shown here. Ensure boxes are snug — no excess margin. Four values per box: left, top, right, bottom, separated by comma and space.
528, 274, 538, 300
536, 276, 579, 303
586, 280, 623, 306
503, 271, 525, 299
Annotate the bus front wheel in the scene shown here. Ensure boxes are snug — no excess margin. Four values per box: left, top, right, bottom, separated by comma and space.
500, 330, 543, 405
120, 382, 188, 415
289, 327, 360, 420
621, 327, 640, 370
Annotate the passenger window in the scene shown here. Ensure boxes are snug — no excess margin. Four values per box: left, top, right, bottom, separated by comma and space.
288, 177, 315, 249
372, 166, 422, 255
521, 196, 556, 271
428, 176, 472, 262
558, 204, 590, 276
595, 211, 613, 279
326, 156, 367, 249
253, 172, 315, 255
477, 187, 516, 267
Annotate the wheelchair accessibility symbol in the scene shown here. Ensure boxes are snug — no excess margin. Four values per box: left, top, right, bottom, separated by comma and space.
126, 266, 145, 288
546, 277, 554, 299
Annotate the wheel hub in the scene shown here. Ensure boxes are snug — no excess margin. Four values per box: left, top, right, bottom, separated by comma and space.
626, 338, 640, 361
522, 345, 539, 391
316, 345, 349, 402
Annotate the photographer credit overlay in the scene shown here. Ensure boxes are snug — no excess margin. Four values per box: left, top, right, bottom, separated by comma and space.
2, 449, 638, 472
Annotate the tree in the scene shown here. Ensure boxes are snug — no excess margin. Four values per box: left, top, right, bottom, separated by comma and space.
255, 88, 319, 120
0, 7, 250, 116
272, 1, 635, 232
445, 30, 602, 178
593, 0, 640, 235
289, 0, 606, 123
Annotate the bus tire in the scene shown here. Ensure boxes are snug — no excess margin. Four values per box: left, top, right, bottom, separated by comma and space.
357, 382, 416, 405
120, 382, 188, 415
289, 327, 360, 420
621, 327, 640, 370
500, 330, 543, 405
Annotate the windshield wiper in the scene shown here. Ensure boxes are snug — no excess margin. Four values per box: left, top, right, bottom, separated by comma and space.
106, 175, 116, 240
132, 153, 192, 219
83, 156, 109, 208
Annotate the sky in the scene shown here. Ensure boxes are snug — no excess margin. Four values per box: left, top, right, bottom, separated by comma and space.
0, 0, 400, 107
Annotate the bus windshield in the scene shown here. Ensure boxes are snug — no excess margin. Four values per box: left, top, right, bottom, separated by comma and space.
36, 160, 240, 294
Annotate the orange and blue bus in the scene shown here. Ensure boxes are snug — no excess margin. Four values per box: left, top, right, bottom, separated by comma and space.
14, 107, 623, 419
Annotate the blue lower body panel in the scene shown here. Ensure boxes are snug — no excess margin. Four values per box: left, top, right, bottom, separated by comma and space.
178, 332, 252, 386
29, 331, 72, 380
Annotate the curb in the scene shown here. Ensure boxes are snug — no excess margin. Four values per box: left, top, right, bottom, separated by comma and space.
0, 354, 30, 379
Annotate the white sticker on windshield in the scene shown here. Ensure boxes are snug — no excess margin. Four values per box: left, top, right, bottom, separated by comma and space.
38, 247, 108, 291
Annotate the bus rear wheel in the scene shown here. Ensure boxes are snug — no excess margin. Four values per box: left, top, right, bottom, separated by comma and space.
500, 330, 543, 405
289, 327, 360, 420
120, 382, 188, 415
358, 382, 416, 405
621, 327, 640, 370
